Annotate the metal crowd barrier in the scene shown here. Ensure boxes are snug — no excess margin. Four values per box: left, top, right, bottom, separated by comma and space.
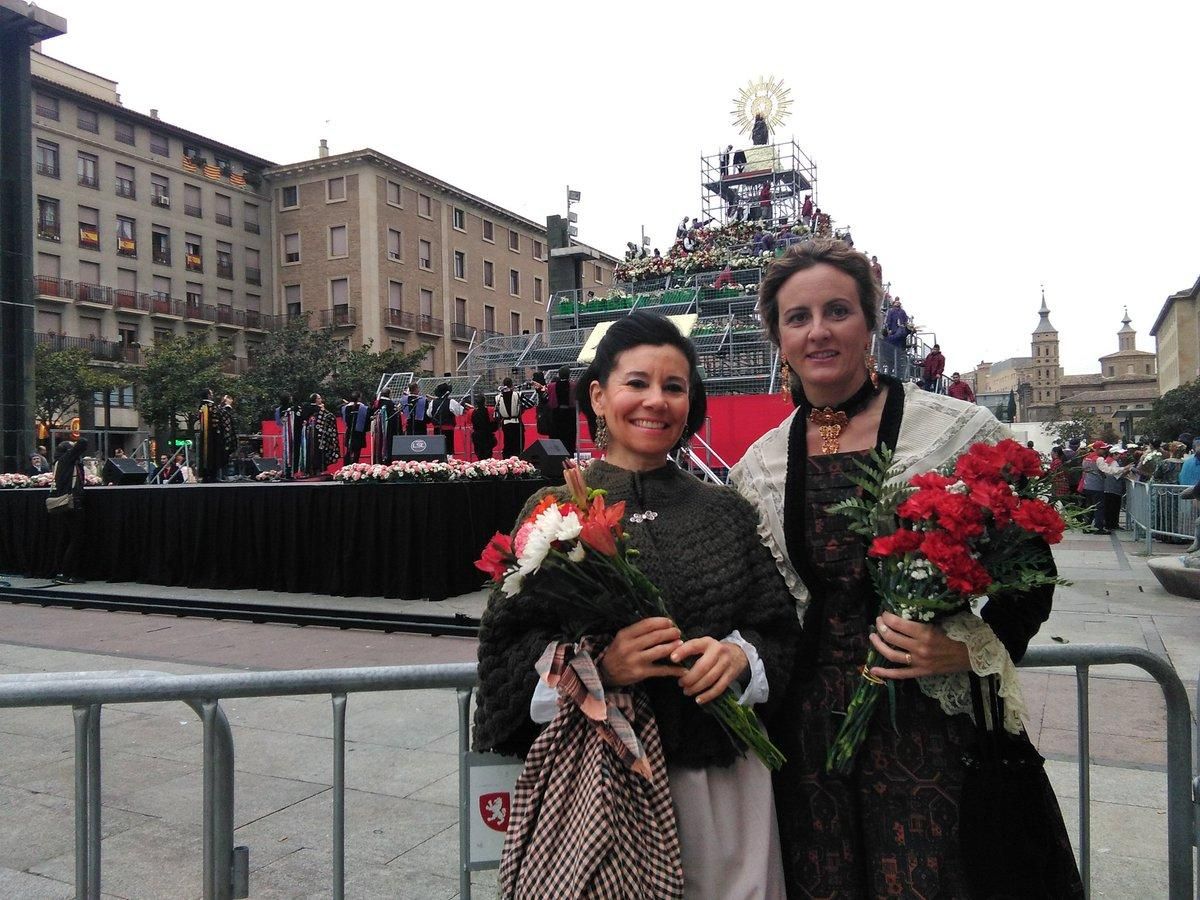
0, 648, 1194, 898
1127, 479, 1195, 553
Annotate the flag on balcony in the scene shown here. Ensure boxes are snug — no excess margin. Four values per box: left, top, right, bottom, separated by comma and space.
203, 163, 221, 179
79, 226, 99, 247
182, 156, 199, 172
229, 172, 247, 186
118, 238, 137, 255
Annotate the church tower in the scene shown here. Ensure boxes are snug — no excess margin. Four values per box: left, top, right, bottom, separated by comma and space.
1026, 289, 1062, 421
1117, 307, 1136, 353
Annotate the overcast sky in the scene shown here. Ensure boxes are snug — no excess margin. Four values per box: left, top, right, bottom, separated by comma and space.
38, 1, 1199, 377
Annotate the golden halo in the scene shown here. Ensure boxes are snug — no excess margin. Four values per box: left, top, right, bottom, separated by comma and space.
730, 76, 792, 137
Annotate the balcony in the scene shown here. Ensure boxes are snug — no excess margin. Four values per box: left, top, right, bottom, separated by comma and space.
76, 282, 111, 306
384, 308, 415, 330
115, 180, 135, 200
244, 310, 268, 331
151, 193, 171, 209
185, 254, 203, 273
185, 302, 217, 323
245, 267, 261, 286
450, 322, 475, 342
35, 102, 58, 119
34, 276, 72, 300
78, 173, 98, 189
150, 295, 183, 318
184, 204, 202, 218
244, 221, 260, 235
114, 290, 151, 314
117, 238, 137, 258
153, 248, 171, 266
35, 333, 139, 364
217, 262, 234, 279
317, 307, 357, 328
215, 306, 243, 328
215, 213, 232, 227
416, 315, 443, 335
36, 162, 59, 179
37, 224, 61, 243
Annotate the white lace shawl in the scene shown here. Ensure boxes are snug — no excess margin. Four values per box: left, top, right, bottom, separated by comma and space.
729, 382, 1027, 733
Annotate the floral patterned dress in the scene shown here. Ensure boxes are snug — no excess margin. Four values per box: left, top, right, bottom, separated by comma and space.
773, 450, 1081, 898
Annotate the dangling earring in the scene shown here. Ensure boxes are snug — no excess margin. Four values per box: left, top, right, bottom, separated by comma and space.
780, 358, 792, 400
594, 416, 610, 450
865, 350, 879, 389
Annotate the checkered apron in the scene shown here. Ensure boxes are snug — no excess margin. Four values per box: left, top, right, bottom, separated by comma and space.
498, 642, 684, 899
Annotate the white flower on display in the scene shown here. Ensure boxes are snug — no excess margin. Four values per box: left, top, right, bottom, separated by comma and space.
567, 543, 586, 562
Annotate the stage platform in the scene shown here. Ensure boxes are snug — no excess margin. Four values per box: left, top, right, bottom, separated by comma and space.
0, 480, 545, 602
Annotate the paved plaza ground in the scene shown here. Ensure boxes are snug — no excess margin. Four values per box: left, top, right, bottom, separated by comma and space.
0, 527, 1195, 897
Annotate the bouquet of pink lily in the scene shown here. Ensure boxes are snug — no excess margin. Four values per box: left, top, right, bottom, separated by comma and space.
475, 461, 786, 771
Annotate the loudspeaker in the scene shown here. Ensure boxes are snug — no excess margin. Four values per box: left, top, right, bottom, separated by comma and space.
392, 434, 447, 461
103, 457, 148, 485
242, 458, 280, 477
520, 438, 569, 483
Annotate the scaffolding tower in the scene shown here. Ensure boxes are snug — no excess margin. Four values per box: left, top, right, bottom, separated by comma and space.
700, 138, 817, 228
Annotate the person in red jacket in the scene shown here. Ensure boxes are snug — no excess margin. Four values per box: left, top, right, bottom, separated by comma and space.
921, 344, 946, 391
946, 371, 975, 403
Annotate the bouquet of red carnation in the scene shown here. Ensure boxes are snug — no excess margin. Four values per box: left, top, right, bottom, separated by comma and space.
826, 439, 1071, 774
475, 461, 785, 771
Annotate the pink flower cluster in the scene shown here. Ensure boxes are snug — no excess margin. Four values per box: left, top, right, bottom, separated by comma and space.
333, 457, 539, 483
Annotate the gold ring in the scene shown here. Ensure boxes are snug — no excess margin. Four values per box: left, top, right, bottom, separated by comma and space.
905, 652, 912, 666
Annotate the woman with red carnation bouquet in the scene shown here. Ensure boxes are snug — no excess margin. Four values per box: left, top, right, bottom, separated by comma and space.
730, 240, 1083, 898
473, 312, 799, 898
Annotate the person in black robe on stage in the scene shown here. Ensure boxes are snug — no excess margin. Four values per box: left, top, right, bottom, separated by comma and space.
340, 392, 370, 465
547, 365, 577, 455
274, 392, 302, 478
197, 388, 218, 481
429, 383, 465, 456
470, 393, 497, 460
372, 388, 398, 463
401, 382, 429, 435
300, 393, 339, 475
213, 394, 236, 480
495, 377, 530, 458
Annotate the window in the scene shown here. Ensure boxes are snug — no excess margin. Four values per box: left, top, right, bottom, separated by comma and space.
386, 180, 402, 206
1146, 364, 1152, 374
285, 284, 302, 318
483, 260, 494, 288
455, 297, 467, 324
152, 227, 170, 265
419, 288, 433, 317
35, 140, 59, 178
186, 282, 203, 311
78, 260, 100, 288
283, 232, 300, 264
510, 311, 521, 335
114, 120, 135, 146
453, 250, 466, 280
246, 293, 261, 313
116, 216, 137, 256
387, 228, 402, 261
1107, 366, 1114, 377
509, 230, 520, 252
78, 107, 99, 133
419, 239, 432, 270
37, 197, 59, 242
35, 93, 58, 120
534, 277, 543, 303
37, 253, 61, 279
593, 264, 603, 284
150, 132, 169, 156
151, 173, 170, 207
78, 206, 99, 250
330, 277, 349, 308
482, 219, 494, 242
329, 225, 348, 257
214, 155, 230, 176
388, 281, 403, 310
77, 152, 98, 188
217, 289, 234, 322
327, 176, 345, 201
184, 184, 202, 217
115, 163, 136, 199
418, 193, 432, 218
453, 207, 465, 230
484, 305, 495, 333
183, 144, 202, 162
215, 194, 232, 226
535, 317, 544, 334
509, 268, 520, 296
243, 202, 260, 234
216, 241, 233, 278
185, 234, 202, 271
280, 185, 299, 209
533, 240, 544, 260
245, 248, 261, 285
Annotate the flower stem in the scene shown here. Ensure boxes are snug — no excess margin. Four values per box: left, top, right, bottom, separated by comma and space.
825, 646, 883, 775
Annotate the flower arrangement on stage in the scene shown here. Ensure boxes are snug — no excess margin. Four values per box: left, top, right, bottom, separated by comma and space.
0, 473, 31, 489
254, 469, 283, 482
825, 439, 1073, 775
333, 457, 539, 484
613, 219, 813, 283
475, 461, 785, 772
1, 472, 99, 488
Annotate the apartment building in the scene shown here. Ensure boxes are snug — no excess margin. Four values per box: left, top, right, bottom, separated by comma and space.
29, 52, 275, 431
264, 147, 618, 374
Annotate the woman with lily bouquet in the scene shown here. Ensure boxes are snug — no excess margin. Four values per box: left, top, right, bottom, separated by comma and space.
730, 239, 1083, 898
473, 311, 799, 898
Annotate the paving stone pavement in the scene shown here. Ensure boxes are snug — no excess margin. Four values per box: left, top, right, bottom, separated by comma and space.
0, 528, 1195, 897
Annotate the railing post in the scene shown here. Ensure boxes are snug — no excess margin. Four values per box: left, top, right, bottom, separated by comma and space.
72, 703, 102, 900
458, 688, 472, 900
1148, 485, 1156, 556
331, 693, 347, 900
1076, 666, 1091, 898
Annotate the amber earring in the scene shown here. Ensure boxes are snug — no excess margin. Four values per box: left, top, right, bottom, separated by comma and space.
865, 350, 879, 389
594, 416, 610, 450
780, 358, 792, 399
